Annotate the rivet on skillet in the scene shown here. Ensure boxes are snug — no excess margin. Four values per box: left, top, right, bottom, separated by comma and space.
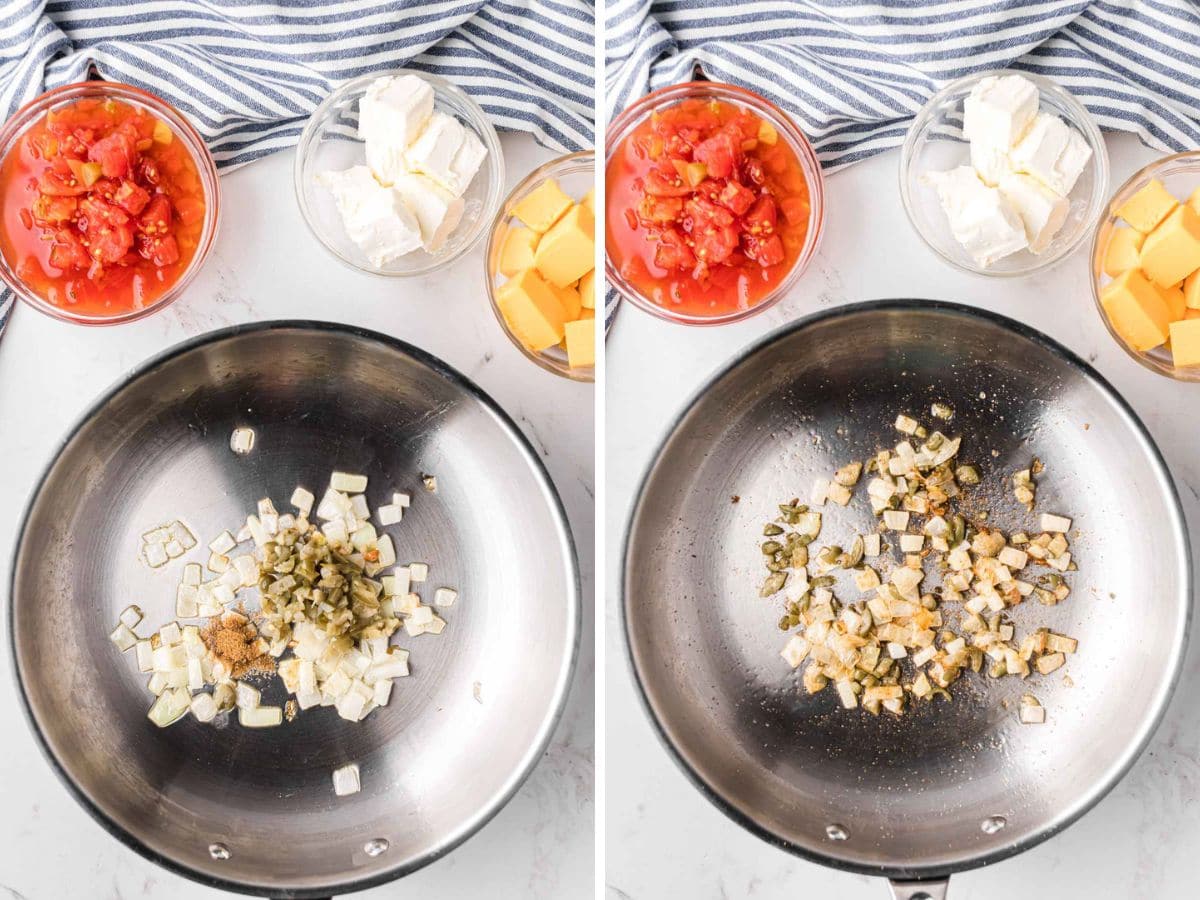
364, 838, 390, 857
980, 815, 1007, 834
208, 843, 231, 860
825, 823, 849, 841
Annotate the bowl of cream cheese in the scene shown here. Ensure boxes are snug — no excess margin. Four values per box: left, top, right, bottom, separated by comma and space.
899, 70, 1108, 278
295, 70, 504, 277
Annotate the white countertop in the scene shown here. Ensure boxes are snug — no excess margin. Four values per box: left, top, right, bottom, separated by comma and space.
605, 132, 1200, 900
0, 134, 594, 899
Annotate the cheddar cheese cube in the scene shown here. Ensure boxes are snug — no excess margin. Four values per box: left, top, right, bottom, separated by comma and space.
549, 281, 582, 320
496, 268, 567, 352
581, 188, 595, 213
499, 227, 538, 277
1116, 178, 1179, 233
1185, 268, 1200, 311
564, 317, 595, 369
1100, 269, 1171, 351
511, 178, 573, 233
578, 268, 595, 309
1140, 204, 1200, 287
1189, 186, 1200, 215
1103, 227, 1144, 278
1169, 318, 1200, 367
1155, 281, 1186, 322
534, 204, 595, 287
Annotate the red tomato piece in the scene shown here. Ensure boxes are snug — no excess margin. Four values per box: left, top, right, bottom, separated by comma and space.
37, 169, 88, 196
112, 180, 150, 215
47, 229, 90, 270
137, 233, 179, 267
91, 223, 135, 264
717, 181, 755, 216
643, 169, 692, 198
80, 195, 130, 229
31, 194, 77, 225
638, 195, 683, 224
744, 196, 778, 232
694, 224, 738, 266
684, 196, 735, 229
138, 195, 172, 233
693, 127, 741, 180
88, 131, 137, 178
744, 233, 785, 267
654, 228, 696, 271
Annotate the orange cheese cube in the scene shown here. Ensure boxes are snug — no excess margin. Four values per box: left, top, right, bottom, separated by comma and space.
1169, 318, 1200, 367
1140, 204, 1200, 287
1189, 186, 1200, 215
549, 281, 582, 320
578, 268, 595, 309
496, 269, 567, 352
534, 204, 595, 287
1185, 268, 1200, 310
1100, 269, 1171, 351
581, 188, 595, 213
1116, 178, 1178, 232
580, 307, 595, 319
1187, 308, 1200, 320
499, 227, 538, 277
1103, 227, 1144, 277
564, 317, 595, 369
511, 178, 573, 233
1155, 281, 1186, 321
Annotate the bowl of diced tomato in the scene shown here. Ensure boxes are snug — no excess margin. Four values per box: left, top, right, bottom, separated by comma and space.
0, 82, 219, 325
605, 81, 825, 325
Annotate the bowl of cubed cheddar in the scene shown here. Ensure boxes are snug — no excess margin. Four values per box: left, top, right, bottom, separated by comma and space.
1092, 152, 1200, 380
485, 150, 595, 381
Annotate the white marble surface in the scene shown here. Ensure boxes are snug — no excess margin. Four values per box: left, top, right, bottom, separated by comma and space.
606, 132, 1200, 899
0, 134, 594, 899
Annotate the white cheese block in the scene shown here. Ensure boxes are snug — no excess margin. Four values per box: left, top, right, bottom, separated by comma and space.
405, 111, 465, 191
358, 74, 433, 179
442, 129, 487, 197
925, 166, 1028, 267
998, 172, 1069, 254
969, 136, 1012, 187
963, 74, 1039, 149
1049, 127, 1092, 196
317, 166, 423, 267
1010, 113, 1091, 196
392, 173, 465, 252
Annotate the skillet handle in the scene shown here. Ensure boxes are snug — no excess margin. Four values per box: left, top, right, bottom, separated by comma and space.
888, 878, 949, 900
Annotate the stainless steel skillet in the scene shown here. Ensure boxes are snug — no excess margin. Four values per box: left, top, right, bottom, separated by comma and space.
10, 321, 580, 898
622, 300, 1190, 897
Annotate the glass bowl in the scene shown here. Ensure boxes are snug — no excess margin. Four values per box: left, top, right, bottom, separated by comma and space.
484, 150, 595, 382
1090, 151, 1200, 381
295, 70, 504, 277
899, 69, 1109, 277
604, 81, 826, 326
0, 82, 220, 326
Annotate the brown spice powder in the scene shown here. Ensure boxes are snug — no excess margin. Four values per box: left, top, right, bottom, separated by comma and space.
201, 610, 275, 679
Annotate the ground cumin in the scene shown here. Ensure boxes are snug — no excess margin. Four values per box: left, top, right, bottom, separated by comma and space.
201, 609, 275, 679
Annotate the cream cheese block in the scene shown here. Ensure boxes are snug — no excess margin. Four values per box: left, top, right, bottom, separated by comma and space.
963, 74, 1039, 150
390, 173, 465, 253
358, 75, 434, 185
998, 172, 1070, 254
316, 166, 423, 266
925, 166, 1028, 266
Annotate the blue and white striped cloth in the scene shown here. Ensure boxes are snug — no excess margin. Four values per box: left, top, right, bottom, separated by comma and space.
607, 0, 1200, 169
0, 0, 596, 336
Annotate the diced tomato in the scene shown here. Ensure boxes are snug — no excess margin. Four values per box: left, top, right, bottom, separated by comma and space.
138, 195, 172, 233
638, 195, 683, 224
663, 133, 693, 160
694, 224, 739, 266
743, 233, 785, 267
37, 169, 88, 196
642, 169, 692, 198
137, 233, 179, 267
90, 222, 135, 264
684, 196, 735, 229
88, 131, 137, 179
47, 229, 90, 270
31, 194, 77, 225
80, 195, 130, 229
112, 180, 150, 215
654, 228, 696, 271
717, 181, 756, 216
744, 196, 778, 232
780, 195, 810, 225
744, 158, 766, 186
693, 127, 741, 180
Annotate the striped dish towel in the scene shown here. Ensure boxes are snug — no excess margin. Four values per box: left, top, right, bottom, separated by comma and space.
0, 0, 596, 337
607, 0, 1200, 170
